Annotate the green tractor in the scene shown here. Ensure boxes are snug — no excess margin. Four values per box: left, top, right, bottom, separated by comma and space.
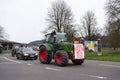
39, 31, 84, 66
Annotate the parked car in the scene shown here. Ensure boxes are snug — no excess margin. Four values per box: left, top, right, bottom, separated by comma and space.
16, 47, 38, 60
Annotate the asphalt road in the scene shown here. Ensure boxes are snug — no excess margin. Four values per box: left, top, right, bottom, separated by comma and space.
0, 54, 120, 80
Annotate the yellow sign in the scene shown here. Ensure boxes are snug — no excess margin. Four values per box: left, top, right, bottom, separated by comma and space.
88, 42, 94, 48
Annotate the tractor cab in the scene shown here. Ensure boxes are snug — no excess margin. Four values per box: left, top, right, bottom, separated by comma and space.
45, 32, 67, 43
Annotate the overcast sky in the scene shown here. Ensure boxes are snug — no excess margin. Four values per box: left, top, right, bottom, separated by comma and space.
0, 0, 107, 43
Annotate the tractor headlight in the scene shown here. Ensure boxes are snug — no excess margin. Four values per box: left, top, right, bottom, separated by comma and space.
24, 53, 29, 56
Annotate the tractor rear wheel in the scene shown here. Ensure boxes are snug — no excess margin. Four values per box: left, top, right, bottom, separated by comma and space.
72, 59, 84, 65
39, 46, 52, 64
55, 50, 68, 66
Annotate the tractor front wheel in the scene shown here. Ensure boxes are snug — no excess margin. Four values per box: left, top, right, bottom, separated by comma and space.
55, 50, 68, 66
39, 46, 52, 64
72, 59, 84, 65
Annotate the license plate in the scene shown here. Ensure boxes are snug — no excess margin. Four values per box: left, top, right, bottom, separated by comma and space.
30, 55, 34, 57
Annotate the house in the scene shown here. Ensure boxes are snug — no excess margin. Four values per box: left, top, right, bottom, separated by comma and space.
0, 39, 27, 50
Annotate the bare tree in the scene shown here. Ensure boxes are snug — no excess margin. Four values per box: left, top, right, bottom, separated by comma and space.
79, 11, 99, 40
105, 0, 120, 49
45, 0, 75, 41
0, 25, 4, 39
0, 25, 8, 40
106, 0, 120, 22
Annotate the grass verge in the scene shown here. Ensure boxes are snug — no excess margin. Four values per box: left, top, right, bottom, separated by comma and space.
0, 50, 11, 55
85, 49, 120, 62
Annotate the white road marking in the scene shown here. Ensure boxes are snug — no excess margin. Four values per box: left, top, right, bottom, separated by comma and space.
100, 64, 120, 68
27, 63, 32, 65
2, 57, 33, 66
45, 67, 62, 71
3, 57, 22, 64
3, 54, 9, 56
88, 75, 107, 79
80, 74, 107, 79
0, 62, 18, 64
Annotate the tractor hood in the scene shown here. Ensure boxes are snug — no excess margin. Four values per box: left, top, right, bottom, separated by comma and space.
60, 42, 74, 53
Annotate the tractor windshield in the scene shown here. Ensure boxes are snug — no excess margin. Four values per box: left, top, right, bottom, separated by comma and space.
46, 34, 54, 43
45, 33, 67, 43
56, 33, 67, 42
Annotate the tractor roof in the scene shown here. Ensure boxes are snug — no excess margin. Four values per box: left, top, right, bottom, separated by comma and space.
45, 32, 66, 36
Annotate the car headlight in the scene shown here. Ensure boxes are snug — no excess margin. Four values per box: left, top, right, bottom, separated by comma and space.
35, 53, 38, 55
24, 53, 29, 56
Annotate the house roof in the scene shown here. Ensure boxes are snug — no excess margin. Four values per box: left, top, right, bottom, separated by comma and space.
0, 39, 27, 45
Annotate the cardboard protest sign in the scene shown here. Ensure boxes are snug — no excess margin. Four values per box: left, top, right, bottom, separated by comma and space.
74, 44, 84, 59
